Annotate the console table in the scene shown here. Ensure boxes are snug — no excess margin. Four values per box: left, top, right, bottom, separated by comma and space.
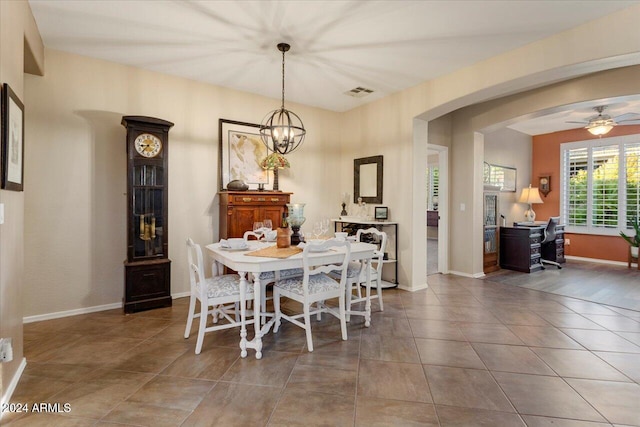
332, 219, 398, 287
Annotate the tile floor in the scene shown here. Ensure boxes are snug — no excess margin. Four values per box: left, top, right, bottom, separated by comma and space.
4, 273, 640, 426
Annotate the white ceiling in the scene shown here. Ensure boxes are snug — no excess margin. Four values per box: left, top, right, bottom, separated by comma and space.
28, 0, 640, 134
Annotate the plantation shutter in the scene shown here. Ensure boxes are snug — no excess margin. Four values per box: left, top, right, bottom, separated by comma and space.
591, 145, 619, 229
625, 142, 640, 227
563, 147, 588, 226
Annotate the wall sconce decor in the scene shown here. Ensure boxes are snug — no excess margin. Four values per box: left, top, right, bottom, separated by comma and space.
539, 175, 551, 197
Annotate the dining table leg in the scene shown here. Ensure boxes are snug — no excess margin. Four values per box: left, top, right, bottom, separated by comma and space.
364, 258, 372, 327
252, 276, 264, 359
239, 272, 248, 358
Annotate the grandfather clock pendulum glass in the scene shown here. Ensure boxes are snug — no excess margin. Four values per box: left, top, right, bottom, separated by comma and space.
122, 116, 174, 313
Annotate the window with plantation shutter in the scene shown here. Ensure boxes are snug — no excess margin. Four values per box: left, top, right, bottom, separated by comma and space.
591, 145, 619, 228
626, 143, 640, 225
563, 147, 588, 226
427, 166, 439, 210
561, 135, 640, 235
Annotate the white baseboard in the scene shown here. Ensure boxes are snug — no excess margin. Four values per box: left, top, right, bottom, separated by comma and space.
448, 270, 485, 278
399, 281, 429, 292
23, 302, 123, 323
24, 292, 190, 324
172, 291, 190, 299
564, 255, 630, 267
0, 357, 27, 420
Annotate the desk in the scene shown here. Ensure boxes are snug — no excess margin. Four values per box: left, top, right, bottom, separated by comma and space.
500, 226, 545, 273
206, 241, 376, 359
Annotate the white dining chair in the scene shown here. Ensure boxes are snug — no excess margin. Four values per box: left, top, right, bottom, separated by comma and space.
184, 238, 254, 354
243, 231, 302, 324
333, 228, 387, 317
273, 239, 351, 352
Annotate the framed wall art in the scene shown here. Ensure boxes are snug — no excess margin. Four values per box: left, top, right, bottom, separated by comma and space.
2, 83, 25, 191
483, 162, 516, 192
218, 119, 270, 191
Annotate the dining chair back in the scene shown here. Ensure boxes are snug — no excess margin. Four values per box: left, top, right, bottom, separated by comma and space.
273, 239, 351, 352
241, 231, 302, 324
337, 228, 387, 315
184, 238, 254, 354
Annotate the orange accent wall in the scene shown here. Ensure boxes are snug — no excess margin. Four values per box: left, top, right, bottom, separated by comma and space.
532, 125, 640, 263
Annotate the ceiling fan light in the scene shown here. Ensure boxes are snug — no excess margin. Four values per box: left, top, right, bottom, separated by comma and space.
587, 123, 613, 136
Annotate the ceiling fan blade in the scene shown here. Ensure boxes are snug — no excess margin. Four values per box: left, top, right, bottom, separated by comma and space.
617, 120, 640, 125
565, 121, 588, 124
613, 112, 640, 122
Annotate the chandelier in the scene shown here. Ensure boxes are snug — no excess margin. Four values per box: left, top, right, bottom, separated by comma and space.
260, 43, 306, 155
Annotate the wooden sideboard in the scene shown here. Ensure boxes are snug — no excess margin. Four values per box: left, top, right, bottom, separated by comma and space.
499, 226, 544, 273
219, 191, 291, 239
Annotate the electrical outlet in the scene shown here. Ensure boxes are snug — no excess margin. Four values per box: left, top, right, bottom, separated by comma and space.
565, 238, 570, 245
0, 338, 13, 362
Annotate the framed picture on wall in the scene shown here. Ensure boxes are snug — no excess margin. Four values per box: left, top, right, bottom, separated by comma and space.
1, 83, 25, 191
218, 119, 270, 191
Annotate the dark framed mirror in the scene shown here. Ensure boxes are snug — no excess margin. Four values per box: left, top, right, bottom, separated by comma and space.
354, 155, 383, 204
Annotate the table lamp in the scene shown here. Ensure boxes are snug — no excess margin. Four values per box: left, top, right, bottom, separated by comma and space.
518, 184, 543, 222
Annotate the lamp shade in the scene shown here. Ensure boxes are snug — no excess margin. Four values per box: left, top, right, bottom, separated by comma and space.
518, 185, 543, 204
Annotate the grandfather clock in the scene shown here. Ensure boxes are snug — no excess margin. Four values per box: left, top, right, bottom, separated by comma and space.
122, 116, 174, 313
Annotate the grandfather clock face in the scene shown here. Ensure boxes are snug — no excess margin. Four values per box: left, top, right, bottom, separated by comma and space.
134, 133, 163, 158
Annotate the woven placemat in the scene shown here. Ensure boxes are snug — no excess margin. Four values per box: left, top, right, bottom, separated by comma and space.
245, 246, 303, 259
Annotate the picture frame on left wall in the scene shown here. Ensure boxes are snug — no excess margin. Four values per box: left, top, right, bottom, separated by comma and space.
1, 83, 25, 191
218, 119, 270, 191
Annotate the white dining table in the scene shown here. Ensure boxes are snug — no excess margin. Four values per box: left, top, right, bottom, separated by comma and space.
205, 240, 377, 359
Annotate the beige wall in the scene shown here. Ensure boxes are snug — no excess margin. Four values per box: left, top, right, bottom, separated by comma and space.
484, 127, 532, 226
0, 0, 43, 405
23, 49, 341, 317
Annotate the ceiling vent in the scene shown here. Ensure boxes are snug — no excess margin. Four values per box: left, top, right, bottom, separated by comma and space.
344, 86, 374, 98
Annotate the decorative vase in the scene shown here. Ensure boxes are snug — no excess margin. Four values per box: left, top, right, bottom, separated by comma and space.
286, 203, 306, 245
632, 246, 639, 258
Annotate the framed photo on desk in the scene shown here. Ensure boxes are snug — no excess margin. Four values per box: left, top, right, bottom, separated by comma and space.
375, 206, 388, 220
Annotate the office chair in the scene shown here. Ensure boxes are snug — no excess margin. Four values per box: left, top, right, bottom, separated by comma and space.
541, 216, 562, 269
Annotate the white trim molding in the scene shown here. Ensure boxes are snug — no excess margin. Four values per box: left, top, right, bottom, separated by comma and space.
564, 255, 629, 267
0, 357, 27, 420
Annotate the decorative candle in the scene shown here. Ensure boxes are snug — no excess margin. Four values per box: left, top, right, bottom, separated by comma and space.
139, 214, 144, 233
151, 216, 156, 238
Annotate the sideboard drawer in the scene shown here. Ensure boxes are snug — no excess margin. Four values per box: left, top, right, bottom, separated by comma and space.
230, 194, 290, 205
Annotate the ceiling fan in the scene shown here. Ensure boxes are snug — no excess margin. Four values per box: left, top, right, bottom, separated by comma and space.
567, 105, 640, 136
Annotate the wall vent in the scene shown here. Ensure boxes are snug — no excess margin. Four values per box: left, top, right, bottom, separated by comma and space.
344, 86, 374, 98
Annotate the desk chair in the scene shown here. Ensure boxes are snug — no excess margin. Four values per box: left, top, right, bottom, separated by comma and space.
541, 217, 562, 269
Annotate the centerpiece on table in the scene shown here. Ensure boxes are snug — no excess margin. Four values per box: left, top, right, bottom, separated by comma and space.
260, 152, 290, 191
